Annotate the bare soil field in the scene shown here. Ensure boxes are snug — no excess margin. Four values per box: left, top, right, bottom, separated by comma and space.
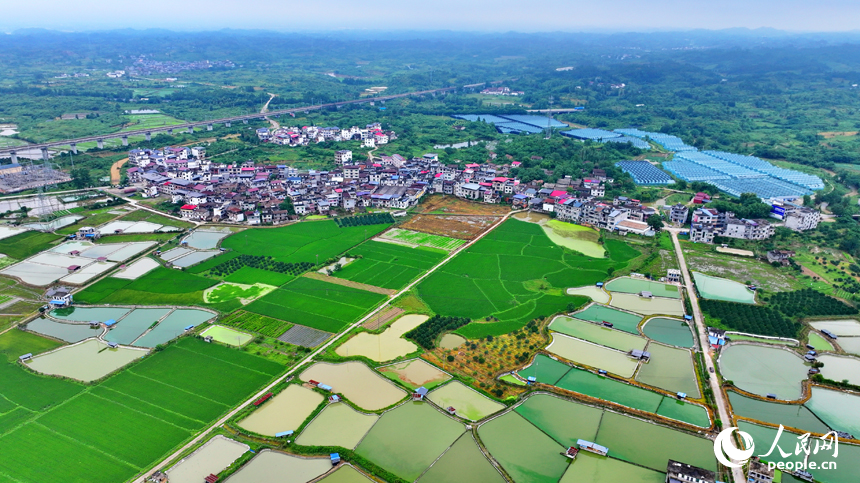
417, 195, 510, 216
401, 214, 498, 239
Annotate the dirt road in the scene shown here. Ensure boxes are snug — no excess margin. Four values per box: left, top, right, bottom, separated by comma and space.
110, 157, 128, 185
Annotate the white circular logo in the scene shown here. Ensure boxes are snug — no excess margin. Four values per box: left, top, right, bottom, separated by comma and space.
713, 427, 755, 468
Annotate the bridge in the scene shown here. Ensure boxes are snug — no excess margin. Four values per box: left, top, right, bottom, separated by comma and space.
0, 86, 459, 162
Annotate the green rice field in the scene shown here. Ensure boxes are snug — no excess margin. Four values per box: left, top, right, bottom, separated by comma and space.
0, 231, 63, 260
0, 336, 283, 483
605, 277, 681, 299
378, 228, 466, 251
417, 219, 641, 338
334, 241, 445, 290
245, 277, 387, 332
219, 310, 293, 337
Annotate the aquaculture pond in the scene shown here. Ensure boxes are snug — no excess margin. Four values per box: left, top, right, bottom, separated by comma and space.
26, 318, 101, 343
426, 381, 504, 421
832, 337, 860, 355
560, 451, 665, 483
635, 343, 701, 398
566, 285, 610, 303
549, 316, 647, 352
103, 308, 171, 345
642, 318, 695, 348
183, 230, 229, 249
728, 392, 829, 433
605, 277, 681, 298
172, 250, 220, 268
738, 422, 859, 483
238, 385, 323, 436
817, 354, 860, 386
112, 256, 160, 279
51, 306, 130, 323
805, 387, 860, 439
134, 309, 215, 348
609, 292, 686, 316
573, 304, 642, 334
719, 343, 808, 399
417, 433, 504, 483
810, 319, 860, 336
522, 357, 709, 427
478, 410, 568, 483
318, 466, 373, 483
439, 333, 465, 350
355, 402, 464, 481
224, 451, 331, 483
546, 333, 639, 377
335, 314, 425, 362
692, 271, 756, 304
808, 332, 835, 351
300, 362, 406, 411
377, 358, 450, 390
296, 403, 378, 449
26, 339, 146, 382
199, 325, 253, 346
167, 436, 249, 483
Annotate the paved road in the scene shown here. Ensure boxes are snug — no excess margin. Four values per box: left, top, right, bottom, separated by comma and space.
131, 210, 521, 483
668, 228, 743, 483
0, 87, 458, 156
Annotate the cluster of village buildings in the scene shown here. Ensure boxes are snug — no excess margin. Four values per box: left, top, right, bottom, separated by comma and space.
255, 122, 396, 149
124, 145, 821, 246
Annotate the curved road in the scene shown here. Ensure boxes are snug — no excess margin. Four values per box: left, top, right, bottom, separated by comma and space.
131, 210, 522, 483
0, 87, 458, 156
669, 228, 742, 483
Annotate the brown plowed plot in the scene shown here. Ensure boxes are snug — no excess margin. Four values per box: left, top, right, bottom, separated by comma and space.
417, 196, 511, 216
363, 307, 404, 330
401, 214, 499, 240
277, 325, 332, 347
303, 272, 396, 295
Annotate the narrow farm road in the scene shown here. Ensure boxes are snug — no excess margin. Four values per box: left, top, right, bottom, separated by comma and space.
110, 157, 128, 185
133, 210, 521, 483
668, 228, 743, 483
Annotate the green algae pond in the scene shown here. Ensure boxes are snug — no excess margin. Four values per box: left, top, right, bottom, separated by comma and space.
546, 333, 639, 377
566, 285, 610, 303
807, 331, 835, 351
103, 308, 171, 345
692, 271, 756, 304
199, 325, 253, 346
642, 318, 695, 348
719, 343, 808, 399
542, 220, 606, 258
377, 358, 450, 390
523, 358, 709, 427
609, 292, 686, 316
26, 318, 101, 343
426, 381, 504, 421
296, 403, 378, 450
635, 343, 701, 398
728, 391, 829, 433
355, 402, 464, 481
560, 451, 665, 483
605, 277, 681, 298
573, 304, 642, 334
549, 316, 647, 352
301, 361, 407, 411
417, 433, 504, 483
478, 410, 568, 483
238, 385, 323, 436
26, 339, 147, 382
224, 451, 331, 483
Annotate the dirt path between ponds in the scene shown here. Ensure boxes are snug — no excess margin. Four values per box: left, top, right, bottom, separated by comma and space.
302, 271, 396, 296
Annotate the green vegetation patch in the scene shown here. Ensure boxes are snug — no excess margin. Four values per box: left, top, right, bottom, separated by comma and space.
220, 220, 391, 264
334, 212, 395, 227
224, 266, 295, 286
0, 231, 62, 259
380, 228, 467, 251
203, 282, 275, 304
75, 267, 222, 308
207, 254, 312, 280
119, 210, 194, 229
245, 277, 387, 332
700, 299, 800, 338
764, 288, 858, 317
219, 310, 293, 338
417, 219, 640, 338
334, 241, 445, 290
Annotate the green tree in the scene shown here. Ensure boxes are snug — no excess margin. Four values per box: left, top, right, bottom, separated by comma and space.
278, 198, 296, 215
647, 214, 664, 232
71, 167, 92, 189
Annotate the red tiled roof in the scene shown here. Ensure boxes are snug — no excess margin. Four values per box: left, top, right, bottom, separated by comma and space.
180, 204, 197, 210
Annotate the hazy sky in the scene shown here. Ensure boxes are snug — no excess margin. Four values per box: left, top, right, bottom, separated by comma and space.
3, 0, 860, 33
